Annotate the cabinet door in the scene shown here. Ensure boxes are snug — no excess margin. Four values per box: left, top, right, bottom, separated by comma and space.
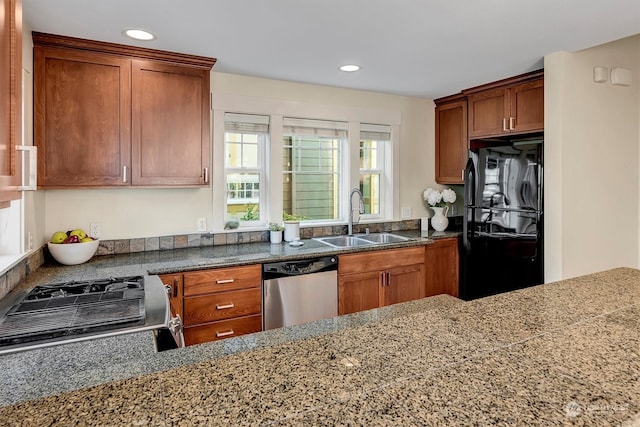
131, 60, 210, 186
338, 271, 382, 315
510, 79, 544, 134
435, 99, 467, 184
159, 273, 183, 320
384, 263, 425, 306
34, 47, 131, 187
467, 88, 509, 138
425, 238, 459, 297
0, 0, 21, 206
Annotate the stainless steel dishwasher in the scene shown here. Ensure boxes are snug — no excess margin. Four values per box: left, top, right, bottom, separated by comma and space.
263, 256, 338, 330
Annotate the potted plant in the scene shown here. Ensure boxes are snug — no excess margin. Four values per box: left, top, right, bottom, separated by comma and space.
282, 212, 306, 242
268, 223, 284, 244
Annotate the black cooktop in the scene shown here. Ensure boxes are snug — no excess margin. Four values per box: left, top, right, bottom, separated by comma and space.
0, 276, 146, 348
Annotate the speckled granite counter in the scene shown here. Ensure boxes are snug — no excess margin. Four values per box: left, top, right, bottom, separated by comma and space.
1, 267, 639, 426
0, 230, 457, 406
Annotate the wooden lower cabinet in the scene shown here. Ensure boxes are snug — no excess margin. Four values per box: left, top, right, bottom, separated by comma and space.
163, 264, 262, 346
338, 270, 381, 315
425, 238, 460, 297
384, 264, 425, 305
183, 287, 261, 326
184, 315, 262, 346
338, 247, 425, 315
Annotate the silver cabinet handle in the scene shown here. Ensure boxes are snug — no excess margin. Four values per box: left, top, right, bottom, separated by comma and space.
122, 165, 127, 183
216, 303, 235, 310
509, 117, 515, 130
502, 118, 508, 132
387, 272, 391, 287
216, 330, 234, 338
204, 167, 209, 183
461, 169, 464, 181
216, 279, 234, 284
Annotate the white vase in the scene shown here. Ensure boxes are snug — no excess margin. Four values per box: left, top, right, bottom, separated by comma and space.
270, 230, 283, 244
430, 206, 449, 231
283, 221, 300, 242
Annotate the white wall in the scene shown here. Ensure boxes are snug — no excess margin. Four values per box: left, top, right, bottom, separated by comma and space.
545, 35, 640, 281
41, 73, 436, 241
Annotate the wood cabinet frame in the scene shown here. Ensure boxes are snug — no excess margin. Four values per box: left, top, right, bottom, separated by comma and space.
32, 32, 216, 189
0, 0, 22, 206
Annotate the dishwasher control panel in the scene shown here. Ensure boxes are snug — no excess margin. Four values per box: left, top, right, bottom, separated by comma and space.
263, 256, 338, 278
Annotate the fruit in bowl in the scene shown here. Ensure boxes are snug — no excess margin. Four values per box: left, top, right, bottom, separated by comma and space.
48, 230, 99, 265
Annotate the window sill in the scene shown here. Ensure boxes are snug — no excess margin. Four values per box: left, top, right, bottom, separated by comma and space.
0, 253, 26, 277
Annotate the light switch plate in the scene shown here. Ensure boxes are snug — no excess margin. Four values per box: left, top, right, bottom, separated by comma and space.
197, 217, 207, 232
401, 207, 411, 219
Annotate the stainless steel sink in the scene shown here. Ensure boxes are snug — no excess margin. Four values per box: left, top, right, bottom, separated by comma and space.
358, 232, 411, 244
313, 233, 412, 248
313, 235, 375, 248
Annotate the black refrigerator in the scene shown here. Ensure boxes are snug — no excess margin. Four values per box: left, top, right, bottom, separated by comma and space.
461, 136, 543, 301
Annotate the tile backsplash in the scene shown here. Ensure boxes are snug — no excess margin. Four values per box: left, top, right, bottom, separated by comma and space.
0, 249, 44, 300
93, 219, 421, 256
2, 218, 450, 300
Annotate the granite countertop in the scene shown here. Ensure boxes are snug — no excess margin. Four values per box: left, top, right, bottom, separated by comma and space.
1, 267, 639, 425
0, 230, 459, 313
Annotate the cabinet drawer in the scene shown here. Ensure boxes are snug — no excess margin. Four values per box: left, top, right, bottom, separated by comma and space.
184, 264, 261, 296
183, 314, 262, 346
339, 246, 425, 275
183, 287, 261, 326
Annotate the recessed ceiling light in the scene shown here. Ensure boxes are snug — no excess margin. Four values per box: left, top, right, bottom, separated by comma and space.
339, 64, 360, 72
124, 29, 156, 41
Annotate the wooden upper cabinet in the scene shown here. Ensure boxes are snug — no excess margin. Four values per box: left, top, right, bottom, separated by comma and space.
510, 79, 544, 133
32, 32, 216, 189
34, 47, 131, 187
0, 0, 22, 207
435, 98, 467, 184
467, 72, 543, 139
131, 60, 210, 186
467, 88, 509, 138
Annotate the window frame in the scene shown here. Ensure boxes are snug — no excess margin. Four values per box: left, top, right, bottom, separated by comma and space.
211, 94, 401, 231
223, 113, 269, 228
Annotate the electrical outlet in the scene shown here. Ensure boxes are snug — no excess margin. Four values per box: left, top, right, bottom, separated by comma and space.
451, 204, 458, 216
197, 217, 207, 232
401, 207, 411, 219
90, 222, 101, 239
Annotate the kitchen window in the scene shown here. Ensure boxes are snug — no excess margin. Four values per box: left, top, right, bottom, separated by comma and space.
360, 124, 391, 218
282, 118, 346, 221
224, 113, 269, 226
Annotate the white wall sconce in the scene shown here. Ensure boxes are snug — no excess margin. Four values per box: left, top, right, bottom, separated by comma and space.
610, 67, 632, 86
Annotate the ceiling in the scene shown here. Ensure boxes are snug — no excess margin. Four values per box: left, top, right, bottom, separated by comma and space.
22, 0, 640, 99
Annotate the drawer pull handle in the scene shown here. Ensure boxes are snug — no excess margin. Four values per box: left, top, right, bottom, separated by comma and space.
216, 279, 235, 284
216, 303, 235, 310
216, 330, 234, 338
502, 118, 508, 132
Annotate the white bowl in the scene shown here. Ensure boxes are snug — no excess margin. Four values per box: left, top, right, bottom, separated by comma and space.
47, 239, 100, 265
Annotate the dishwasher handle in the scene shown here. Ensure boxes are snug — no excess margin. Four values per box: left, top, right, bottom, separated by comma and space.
263, 256, 338, 279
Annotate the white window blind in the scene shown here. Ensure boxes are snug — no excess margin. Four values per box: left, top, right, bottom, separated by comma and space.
283, 118, 348, 138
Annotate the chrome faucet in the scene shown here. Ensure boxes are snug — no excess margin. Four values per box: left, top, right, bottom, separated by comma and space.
348, 188, 365, 236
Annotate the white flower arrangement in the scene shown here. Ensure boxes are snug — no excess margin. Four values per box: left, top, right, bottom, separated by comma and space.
423, 187, 457, 208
